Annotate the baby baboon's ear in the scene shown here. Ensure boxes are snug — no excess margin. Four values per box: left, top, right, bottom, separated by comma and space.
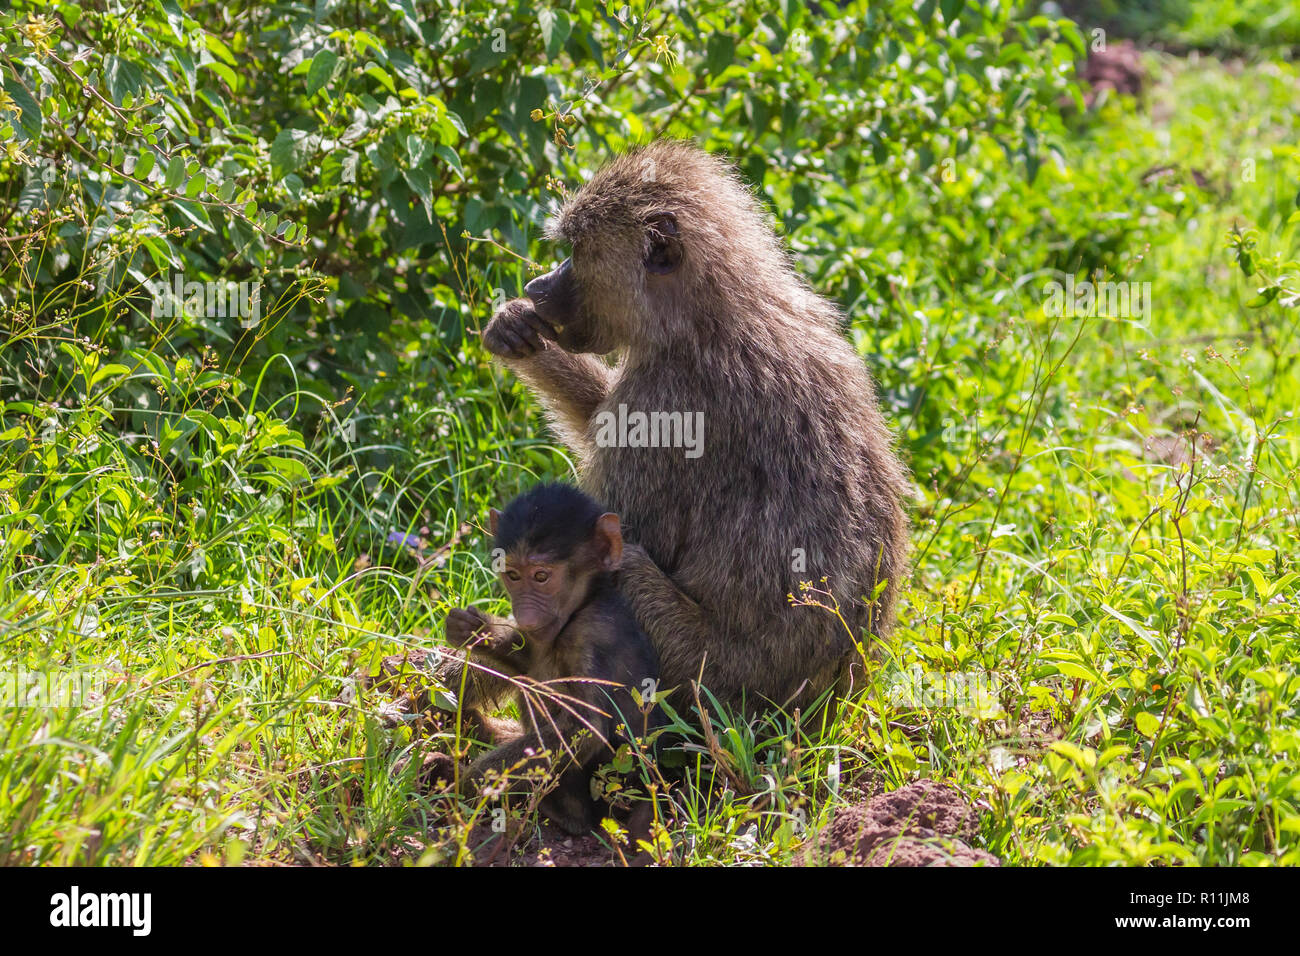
594, 513, 624, 570
645, 212, 682, 275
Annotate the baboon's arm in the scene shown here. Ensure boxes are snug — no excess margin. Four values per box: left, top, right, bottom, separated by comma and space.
483, 298, 612, 454
464, 724, 606, 835
507, 346, 612, 456
440, 611, 528, 715
620, 545, 850, 711
464, 614, 529, 673
617, 543, 735, 703
619, 544, 711, 636
468, 716, 606, 774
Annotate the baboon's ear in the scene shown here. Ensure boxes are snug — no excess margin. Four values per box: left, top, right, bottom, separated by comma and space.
489, 508, 501, 537
594, 513, 624, 570
645, 212, 682, 275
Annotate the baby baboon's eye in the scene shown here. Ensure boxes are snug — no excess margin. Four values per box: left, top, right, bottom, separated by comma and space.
533, 569, 550, 583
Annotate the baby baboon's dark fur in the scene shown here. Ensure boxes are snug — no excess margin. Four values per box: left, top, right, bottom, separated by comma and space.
444, 484, 660, 835
482, 140, 909, 714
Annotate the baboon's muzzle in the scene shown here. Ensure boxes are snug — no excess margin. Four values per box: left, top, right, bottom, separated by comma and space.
524, 258, 576, 328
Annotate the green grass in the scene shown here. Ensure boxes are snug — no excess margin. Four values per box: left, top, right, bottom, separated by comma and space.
2, 51, 1298, 866
1076, 0, 1300, 50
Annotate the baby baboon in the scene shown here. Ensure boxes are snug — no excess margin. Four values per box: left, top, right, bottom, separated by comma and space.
444, 483, 661, 835
482, 140, 909, 715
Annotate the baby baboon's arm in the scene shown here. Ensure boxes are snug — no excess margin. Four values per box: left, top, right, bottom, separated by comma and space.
467, 720, 605, 778
441, 607, 528, 725
450, 609, 526, 664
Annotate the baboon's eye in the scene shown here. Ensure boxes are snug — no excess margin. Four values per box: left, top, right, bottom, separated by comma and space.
533, 569, 550, 583
645, 212, 682, 275
505, 569, 521, 582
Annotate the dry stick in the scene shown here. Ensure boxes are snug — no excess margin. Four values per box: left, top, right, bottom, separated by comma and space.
1232, 421, 1268, 553
1137, 418, 1201, 786
446, 639, 630, 862
964, 315, 1089, 608
689, 678, 748, 794
116, 650, 303, 700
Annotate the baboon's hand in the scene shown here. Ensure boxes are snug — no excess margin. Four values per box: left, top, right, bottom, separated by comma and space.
416, 751, 458, 791
445, 606, 490, 648
617, 543, 660, 593
483, 299, 558, 359
620, 542, 654, 573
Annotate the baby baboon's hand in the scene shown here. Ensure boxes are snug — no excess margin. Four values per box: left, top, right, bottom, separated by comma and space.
445, 606, 490, 648
416, 751, 458, 791
483, 299, 558, 359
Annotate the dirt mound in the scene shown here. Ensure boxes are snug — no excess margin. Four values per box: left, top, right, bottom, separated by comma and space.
804, 780, 1000, 867
460, 822, 624, 867
1083, 40, 1145, 106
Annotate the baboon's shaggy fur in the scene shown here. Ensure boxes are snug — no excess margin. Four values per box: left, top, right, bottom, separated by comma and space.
484, 140, 909, 713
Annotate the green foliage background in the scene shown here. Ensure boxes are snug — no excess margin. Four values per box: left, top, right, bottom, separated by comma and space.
0, 0, 1297, 865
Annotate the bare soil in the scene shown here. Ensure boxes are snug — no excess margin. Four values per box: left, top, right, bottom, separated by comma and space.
803, 779, 1001, 867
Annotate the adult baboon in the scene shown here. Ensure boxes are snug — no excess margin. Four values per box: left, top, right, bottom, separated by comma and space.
481, 140, 908, 714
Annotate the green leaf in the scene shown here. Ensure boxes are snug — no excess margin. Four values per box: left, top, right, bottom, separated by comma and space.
157, 0, 186, 40
402, 168, 434, 221
270, 128, 312, 180
1055, 661, 1098, 683
201, 60, 239, 92
434, 144, 464, 181
204, 33, 238, 66
705, 34, 736, 76
104, 54, 147, 106
405, 134, 433, 168
1135, 712, 1161, 739
539, 9, 572, 58
172, 200, 214, 233
364, 62, 397, 94
385, 0, 422, 39
163, 154, 187, 189
306, 49, 339, 96
263, 455, 310, 482
2, 77, 42, 141
135, 150, 156, 182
